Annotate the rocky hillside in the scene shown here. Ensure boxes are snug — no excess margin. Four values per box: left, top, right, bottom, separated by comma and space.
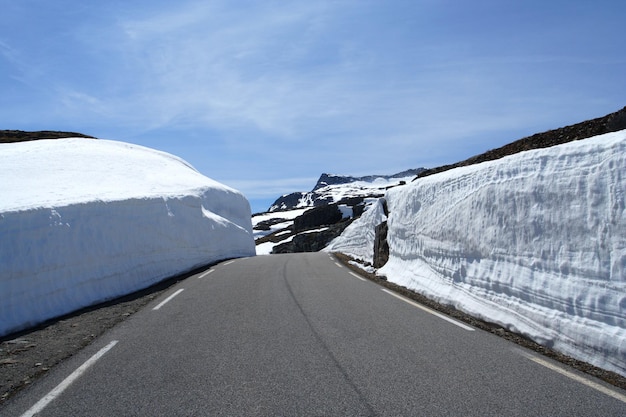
255, 170, 421, 254
269, 169, 424, 212
0, 130, 95, 143
417, 106, 626, 179
313, 169, 424, 190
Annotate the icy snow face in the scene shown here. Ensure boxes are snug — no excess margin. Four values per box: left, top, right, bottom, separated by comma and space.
379, 130, 626, 376
324, 199, 387, 264
0, 139, 255, 337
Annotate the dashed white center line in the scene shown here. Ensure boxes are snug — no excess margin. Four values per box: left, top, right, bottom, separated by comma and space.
382, 289, 475, 331
334, 262, 343, 268
349, 271, 366, 281
198, 269, 215, 279
20, 340, 118, 417
152, 288, 184, 310
223, 260, 235, 266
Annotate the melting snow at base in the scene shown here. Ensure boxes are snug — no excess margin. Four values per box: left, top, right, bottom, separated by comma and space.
328, 130, 626, 377
0, 138, 255, 337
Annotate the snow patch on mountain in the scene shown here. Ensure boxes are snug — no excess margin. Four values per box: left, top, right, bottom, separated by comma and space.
268, 169, 423, 212
0, 138, 255, 337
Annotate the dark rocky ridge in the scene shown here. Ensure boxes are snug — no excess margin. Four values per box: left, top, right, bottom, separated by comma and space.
293, 205, 343, 232
0, 130, 95, 143
269, 168, 424, 212
270, 192, 310, 212
416, 106, 626, 179
314, 169, 425, 190
257, 203, 358, 254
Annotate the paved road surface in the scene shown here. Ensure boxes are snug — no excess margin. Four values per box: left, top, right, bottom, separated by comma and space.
4, 253, 626, 416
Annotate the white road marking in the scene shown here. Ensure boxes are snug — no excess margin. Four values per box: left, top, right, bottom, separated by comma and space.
223, 260, 235, 266
524, 354, 626, 404
152, 288, 184, 310
334, 262, 343, 268
20, 340, 118, 417
349, 271, 366, 281
382, 289, 475, 331
198, 269, 215, 279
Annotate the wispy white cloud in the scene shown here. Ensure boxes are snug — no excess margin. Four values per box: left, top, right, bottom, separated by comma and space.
1, 0, 625, 199
119, 2, 369, 138
78, 0, 582, 146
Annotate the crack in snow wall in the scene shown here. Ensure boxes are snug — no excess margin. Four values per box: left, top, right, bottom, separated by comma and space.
378, 130, 626, 376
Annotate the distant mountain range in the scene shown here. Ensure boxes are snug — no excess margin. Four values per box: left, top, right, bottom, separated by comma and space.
268, 168, 425, 212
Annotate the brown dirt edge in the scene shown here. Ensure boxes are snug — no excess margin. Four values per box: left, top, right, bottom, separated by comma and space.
0, 261, 224, 406
0, 130, 96, 143
332, 252, 626, 391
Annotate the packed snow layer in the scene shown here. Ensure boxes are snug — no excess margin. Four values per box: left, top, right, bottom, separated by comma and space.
0, 139, 255, 337
324, 199, 387, 264
378, 130, 626, 376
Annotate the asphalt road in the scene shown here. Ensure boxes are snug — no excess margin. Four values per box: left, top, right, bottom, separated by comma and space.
4, 253, 626, 416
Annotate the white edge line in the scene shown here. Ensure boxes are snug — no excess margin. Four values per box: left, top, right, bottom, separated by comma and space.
334, 262, 343, 268
20, 340, 119, 417
349, 271, 366, 281
382, 289, 474, 331
198, 269, 215, 279
524, 354, 626, 404
152, 288, 184, 310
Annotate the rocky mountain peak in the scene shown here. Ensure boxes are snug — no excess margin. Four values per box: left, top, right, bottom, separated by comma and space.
269, 168, 425, 212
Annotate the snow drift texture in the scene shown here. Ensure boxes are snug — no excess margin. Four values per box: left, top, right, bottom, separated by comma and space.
325, 198, 387, 263
336, 131, 626, 376
0, 139, 255, 337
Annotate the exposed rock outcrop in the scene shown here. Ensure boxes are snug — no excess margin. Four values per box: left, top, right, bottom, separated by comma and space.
293, 205, 343, 232
373, 221, 389, 268
273, 221, 352, 253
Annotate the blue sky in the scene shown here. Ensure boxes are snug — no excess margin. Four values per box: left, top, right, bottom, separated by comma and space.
1, 0, 625, 213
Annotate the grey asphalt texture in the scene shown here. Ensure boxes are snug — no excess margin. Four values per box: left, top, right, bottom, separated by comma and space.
4, 253, 626, 416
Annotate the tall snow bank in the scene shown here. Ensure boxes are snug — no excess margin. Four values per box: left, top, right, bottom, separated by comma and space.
324, 199, 387, 263
379, 130, 626, 376
0, 139, 255, 337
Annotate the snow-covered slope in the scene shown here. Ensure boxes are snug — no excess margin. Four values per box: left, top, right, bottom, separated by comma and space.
268, 170, 422, 212
0, 139, 255, 337
331, 130, 626, 377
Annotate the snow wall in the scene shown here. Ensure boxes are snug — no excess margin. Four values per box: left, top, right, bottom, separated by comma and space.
324, 198, 387, 263
338, 131, 626, 376
0, 139, 256, 337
